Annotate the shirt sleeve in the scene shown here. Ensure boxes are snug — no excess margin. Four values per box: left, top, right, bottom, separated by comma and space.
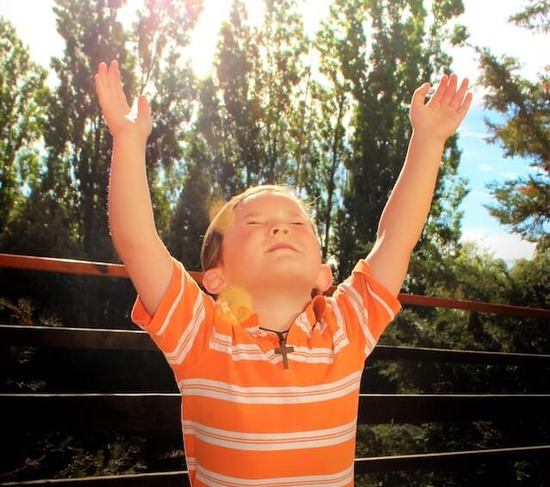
131, 258, 214, 369
332, 259, 401, 356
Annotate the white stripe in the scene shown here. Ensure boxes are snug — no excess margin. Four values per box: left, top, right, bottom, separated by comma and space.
289, 345, 334, 364
166, 294, 205, 365
183, 419, 356, 451
339, 282, 377, 353
367, 281, 397, 321
195, 464, 354, 487
294, 314, 312, 336
179, 371, 362, 404
293, 315, 350, 361
288, 336, 349, 364
156, 262, 186, 336
208, 330, 350, 365
329, 296, 347, 340
209, 339, 337, 365
329, 317, 350, 353
209, 331, 271, 362
185, 456, 197, 471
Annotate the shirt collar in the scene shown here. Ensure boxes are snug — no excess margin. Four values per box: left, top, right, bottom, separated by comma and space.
216, 291, 327, 333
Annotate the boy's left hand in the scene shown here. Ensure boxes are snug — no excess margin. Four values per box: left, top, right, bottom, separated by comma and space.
410, 73, 473, 142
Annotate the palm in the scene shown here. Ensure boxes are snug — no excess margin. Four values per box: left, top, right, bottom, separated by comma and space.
94, 61, 152, 138
410, 74, 472, 142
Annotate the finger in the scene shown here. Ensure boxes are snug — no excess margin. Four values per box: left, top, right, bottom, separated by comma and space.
445, 78, 469, 110
95, 61, 115, 103
107, 60, 122, 95
137, 95, 150, 119
456, 91, 473, 120
97, 61, 108, 78
429, 74, 449, 105
94, 62, 108, 94
411, 82, 431, 109
107, 60, 130, 109
446, 73, 458, 96
451, 77, 470, 109
439, 73, 459, 107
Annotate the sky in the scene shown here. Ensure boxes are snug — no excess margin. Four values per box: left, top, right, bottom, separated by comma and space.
0, 0, 546, 263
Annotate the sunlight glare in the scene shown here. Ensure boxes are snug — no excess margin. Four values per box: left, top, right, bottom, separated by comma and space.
115, 0, 332, 80
299, 0, 332, 37
188, 0, 264, 79
245, 0, 265, 28
188, 0, 232, 79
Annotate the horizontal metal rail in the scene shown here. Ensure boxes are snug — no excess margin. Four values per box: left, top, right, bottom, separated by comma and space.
353, 444, 550, 474
2, 445, 549, 485
2, 393, 550, 432
3, 324, 550, 367
2, 253, 549, 484
1, 253, 549, 318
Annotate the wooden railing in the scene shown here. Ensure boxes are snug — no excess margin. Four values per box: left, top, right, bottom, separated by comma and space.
1, 253, 550, 486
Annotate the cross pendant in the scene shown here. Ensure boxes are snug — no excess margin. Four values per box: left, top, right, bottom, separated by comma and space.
274, 337, 294, 369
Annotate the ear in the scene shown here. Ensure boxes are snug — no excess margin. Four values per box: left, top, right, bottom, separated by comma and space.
202, 267, 226, 295
314, 264, 333, 293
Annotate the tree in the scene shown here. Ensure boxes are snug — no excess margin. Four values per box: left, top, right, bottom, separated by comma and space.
0, 0, 202, 326
37, 0, 135, 260
0, 19, 85, 325
36, 0, 200, 261
166, 155, 211, 271
0, 19, 48, 240
509, 0, 550, 33
477, 0, 549, 247
195, 0, 311, 192
133, 0, 202, 239
320, 0, 469, 282
300, 9, 354, 262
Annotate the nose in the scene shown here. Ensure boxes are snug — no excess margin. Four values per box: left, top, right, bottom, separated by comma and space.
270, 221, 290, 235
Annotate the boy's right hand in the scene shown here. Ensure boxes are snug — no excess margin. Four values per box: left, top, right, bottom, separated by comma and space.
94, 61, 152, 140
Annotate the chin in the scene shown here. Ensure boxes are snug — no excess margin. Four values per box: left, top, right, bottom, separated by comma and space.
262, 268, 316, 289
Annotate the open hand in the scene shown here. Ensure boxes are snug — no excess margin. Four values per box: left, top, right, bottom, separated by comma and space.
94, 60, 152, 139
410, 74, 472, 142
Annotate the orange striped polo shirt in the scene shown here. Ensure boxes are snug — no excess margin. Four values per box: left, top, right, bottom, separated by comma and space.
132, 258, 401, 486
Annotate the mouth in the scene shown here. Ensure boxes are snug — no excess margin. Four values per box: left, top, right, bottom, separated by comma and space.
266, 242, 298, 253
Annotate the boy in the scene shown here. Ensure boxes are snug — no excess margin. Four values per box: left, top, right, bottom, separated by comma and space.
95, 60, 471, 486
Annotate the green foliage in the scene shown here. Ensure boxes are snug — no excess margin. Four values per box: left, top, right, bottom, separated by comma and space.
208, 0, 311, 188
0, 432, 183, 482
0, 19, 48, 237
357, 250, 550, 485
509, 0, 550, 34
321, 0, 468, 280
166, 158, 211, 270
476, 8, 549, 246
44, 0, 135, 260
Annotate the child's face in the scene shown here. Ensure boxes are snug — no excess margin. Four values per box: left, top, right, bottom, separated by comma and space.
214, 192, 329, 294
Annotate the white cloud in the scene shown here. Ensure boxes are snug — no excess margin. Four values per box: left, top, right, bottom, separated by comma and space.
460, 228, 537, 263
458, 127, 486, 140
451, 0, 547, 84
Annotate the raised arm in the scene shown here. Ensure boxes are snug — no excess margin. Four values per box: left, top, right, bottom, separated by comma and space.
95, 60, 173, 315
365, 73, 473, 296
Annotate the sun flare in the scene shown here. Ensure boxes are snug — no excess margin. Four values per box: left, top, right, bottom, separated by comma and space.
187, 0, 268, 79
117, 0, 331, 79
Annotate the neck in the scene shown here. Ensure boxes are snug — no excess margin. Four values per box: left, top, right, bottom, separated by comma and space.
251, 288, 311, 332
218, 276, 315, 333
